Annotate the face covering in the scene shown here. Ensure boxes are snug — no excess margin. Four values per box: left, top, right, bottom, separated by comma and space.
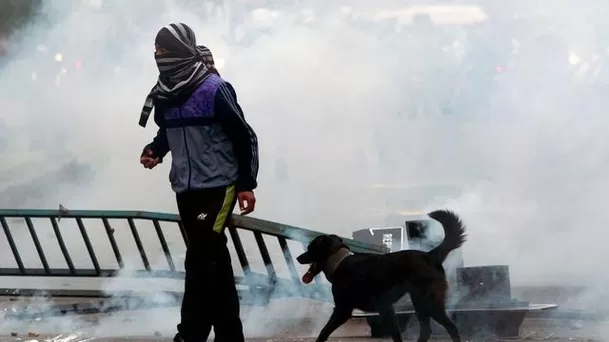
139, 22, 217, 128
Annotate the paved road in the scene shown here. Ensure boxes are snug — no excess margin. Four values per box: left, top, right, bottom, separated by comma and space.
1, 297, 608, 341
0, 335, 603, 342
1, 318, 606, 342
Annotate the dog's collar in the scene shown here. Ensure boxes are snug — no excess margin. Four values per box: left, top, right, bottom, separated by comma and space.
323, 247, 353, 283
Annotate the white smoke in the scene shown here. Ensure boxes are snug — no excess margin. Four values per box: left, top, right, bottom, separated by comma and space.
1, 0, 609, 339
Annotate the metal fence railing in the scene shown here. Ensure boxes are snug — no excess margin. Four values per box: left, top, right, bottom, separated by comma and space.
0, 209, 386, 310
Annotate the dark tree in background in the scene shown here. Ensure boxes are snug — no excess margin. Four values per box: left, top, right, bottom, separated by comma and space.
0, 0, 42, 35
0, 0, 42, 58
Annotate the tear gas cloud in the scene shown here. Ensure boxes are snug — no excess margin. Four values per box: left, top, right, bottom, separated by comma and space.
1, 0, 609, 337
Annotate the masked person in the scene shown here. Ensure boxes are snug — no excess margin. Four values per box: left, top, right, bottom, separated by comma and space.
139, 23, 259, 342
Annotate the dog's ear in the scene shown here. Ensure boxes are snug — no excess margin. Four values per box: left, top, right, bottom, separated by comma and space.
327, 234, 346, 249
329, 234, 350, 249
328, 234, 342, 241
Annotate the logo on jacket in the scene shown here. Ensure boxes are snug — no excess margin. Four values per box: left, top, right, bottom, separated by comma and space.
197, 213, 207, 221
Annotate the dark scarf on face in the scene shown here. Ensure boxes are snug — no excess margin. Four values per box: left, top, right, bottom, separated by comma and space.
139, 22, 218, 127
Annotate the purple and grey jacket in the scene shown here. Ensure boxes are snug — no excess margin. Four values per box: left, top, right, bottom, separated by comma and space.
143, 74, 259, 194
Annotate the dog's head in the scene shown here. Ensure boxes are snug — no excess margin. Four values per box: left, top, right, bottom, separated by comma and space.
297, 234, 349, 283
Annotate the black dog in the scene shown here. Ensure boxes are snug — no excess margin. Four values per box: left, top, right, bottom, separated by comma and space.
297, 209, 466, 342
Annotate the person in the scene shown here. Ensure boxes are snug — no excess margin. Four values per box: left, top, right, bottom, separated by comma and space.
139, 22, 259, 342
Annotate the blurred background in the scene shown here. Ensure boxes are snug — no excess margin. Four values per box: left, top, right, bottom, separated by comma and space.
1, 0, 609, 310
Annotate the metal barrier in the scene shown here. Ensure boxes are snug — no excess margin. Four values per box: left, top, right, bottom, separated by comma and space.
0, 209, 386, 317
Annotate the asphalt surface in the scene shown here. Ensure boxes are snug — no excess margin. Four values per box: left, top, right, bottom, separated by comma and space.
1, 289, 609, 341
1, 314, 607, 341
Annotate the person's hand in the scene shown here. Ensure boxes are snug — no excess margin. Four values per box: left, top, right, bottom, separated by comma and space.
140, 149, 160, 169
237, 191, 256, 215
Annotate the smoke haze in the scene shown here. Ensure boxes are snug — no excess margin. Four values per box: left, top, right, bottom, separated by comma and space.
1, 0, 609, 338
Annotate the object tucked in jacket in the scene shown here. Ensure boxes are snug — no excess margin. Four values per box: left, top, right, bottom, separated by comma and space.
142, 74, 259, 193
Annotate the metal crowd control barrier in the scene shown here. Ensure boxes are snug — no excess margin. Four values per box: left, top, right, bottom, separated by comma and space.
0, 209, 386, 318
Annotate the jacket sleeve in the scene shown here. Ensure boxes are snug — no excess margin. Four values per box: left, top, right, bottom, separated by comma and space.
142, 129, 170, 162
215, 82, 259, 192
141, 103, 171, 161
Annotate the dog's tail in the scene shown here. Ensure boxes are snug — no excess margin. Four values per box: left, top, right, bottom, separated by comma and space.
427, 209, 467, 263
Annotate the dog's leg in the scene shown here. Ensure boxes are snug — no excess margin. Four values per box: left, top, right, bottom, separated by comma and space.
428, 307, 460, 342
315, 307, 352, 342
411, 295, 432, 342
378, 305, 403, 342
414, 293, 461, 342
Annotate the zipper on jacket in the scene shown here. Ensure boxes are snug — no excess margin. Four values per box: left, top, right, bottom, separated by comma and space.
179, 108, 192, 190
